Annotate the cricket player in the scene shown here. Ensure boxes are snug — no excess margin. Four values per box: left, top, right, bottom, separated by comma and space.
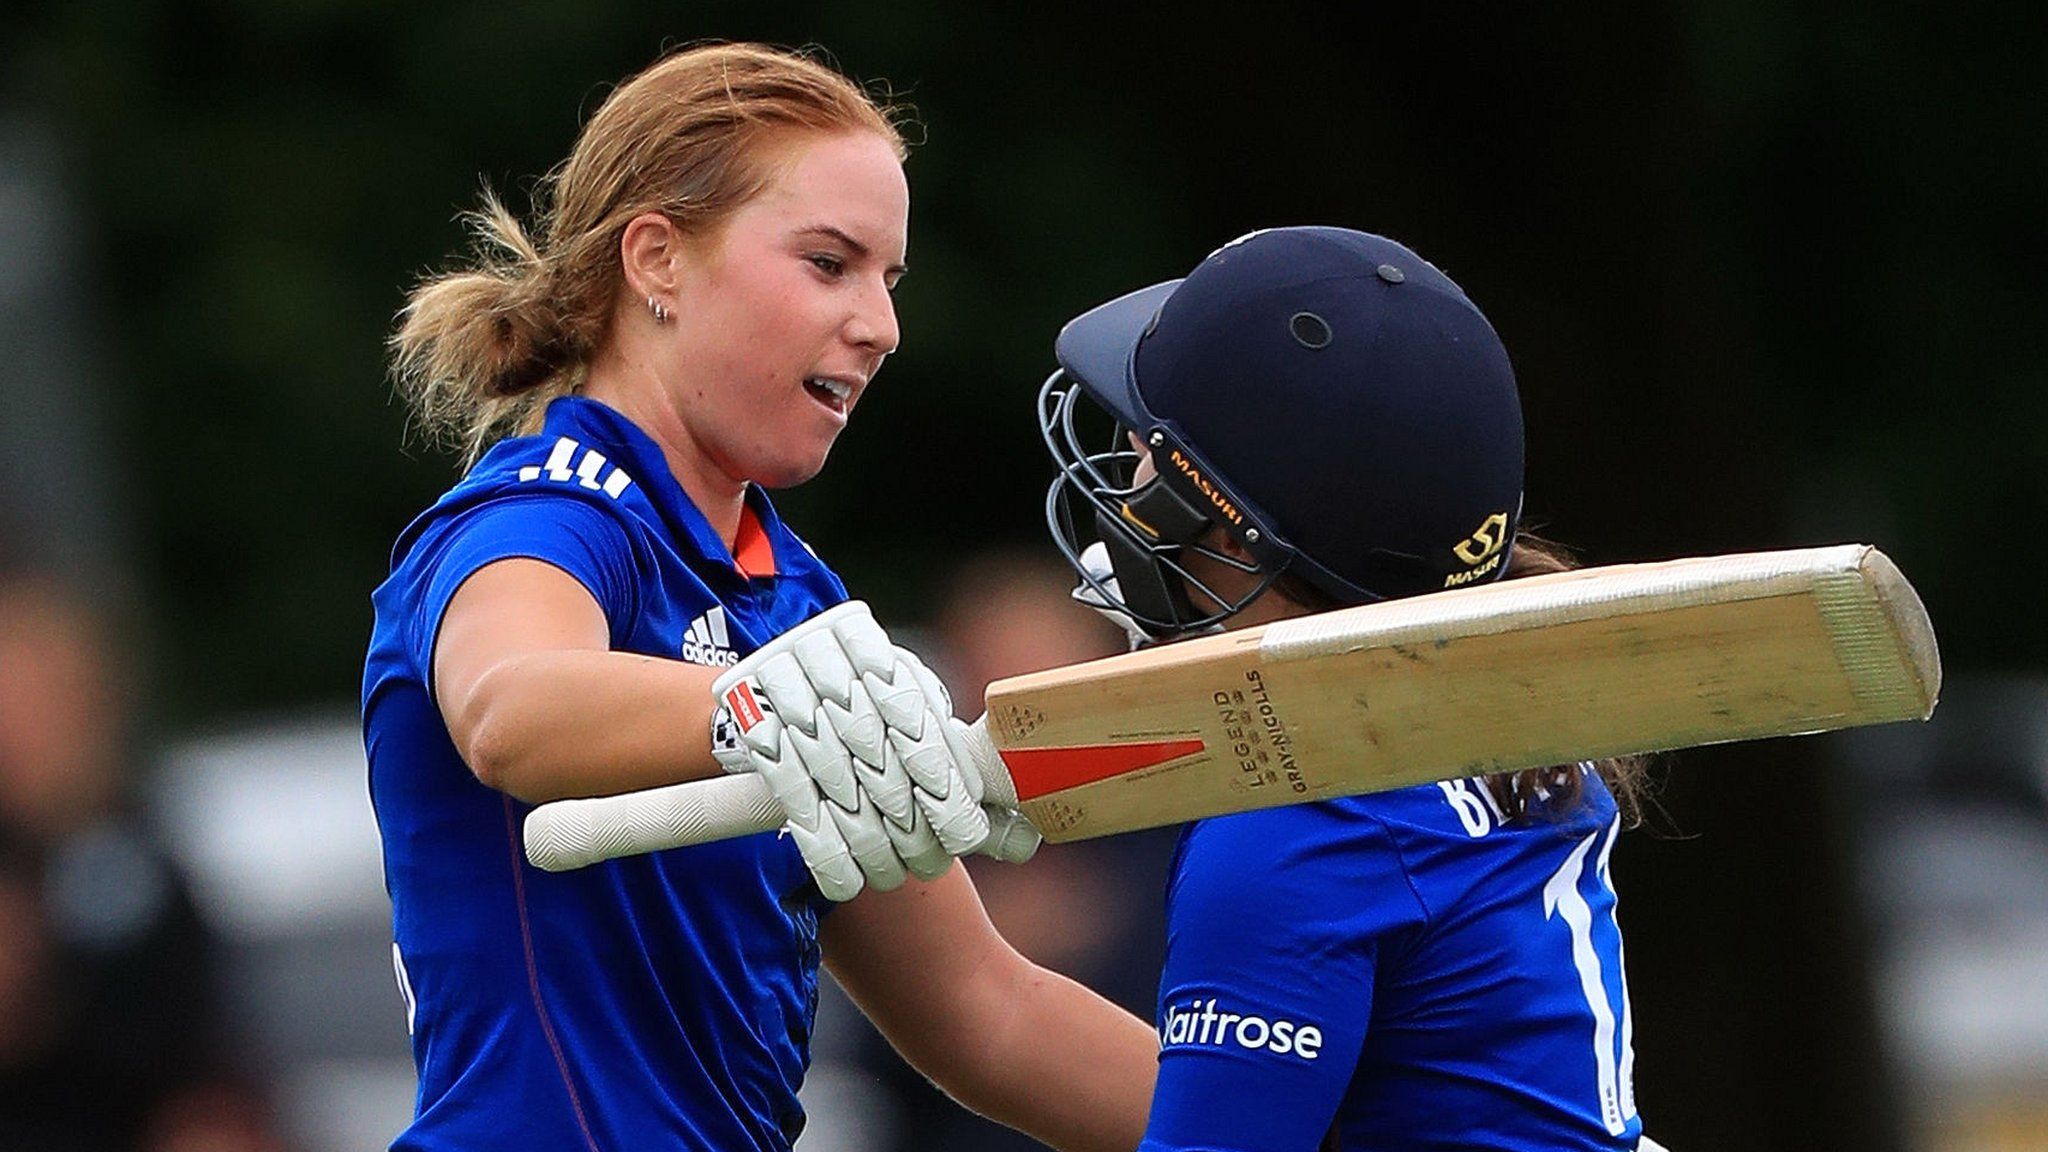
363, 45, 1157, 1152
1040, 226, 1657, 1150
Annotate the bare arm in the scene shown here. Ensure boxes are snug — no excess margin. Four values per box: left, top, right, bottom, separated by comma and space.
822, 864, 1156, 1152
432, 558, 723, 803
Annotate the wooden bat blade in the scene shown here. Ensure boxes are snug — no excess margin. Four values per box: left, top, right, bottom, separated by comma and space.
984, 544, 1937, 842
521, 543, 1936, 871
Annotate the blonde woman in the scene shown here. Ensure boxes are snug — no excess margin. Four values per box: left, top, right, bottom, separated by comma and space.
364, 44, 1154, 1152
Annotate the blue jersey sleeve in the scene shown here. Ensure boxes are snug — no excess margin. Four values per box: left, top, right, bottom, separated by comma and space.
1143, 807, 1429, 1152
405, 493, 641, 686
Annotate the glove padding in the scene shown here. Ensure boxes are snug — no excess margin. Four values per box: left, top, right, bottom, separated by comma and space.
710, 602, 1030, 900
1070, 540, 1156, 651
1070, 540, 1222, 650
891, 653, 1041, 868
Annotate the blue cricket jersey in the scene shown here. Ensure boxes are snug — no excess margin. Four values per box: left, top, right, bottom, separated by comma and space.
1143, 771, 1642, 1152
362, 397, 846, 1151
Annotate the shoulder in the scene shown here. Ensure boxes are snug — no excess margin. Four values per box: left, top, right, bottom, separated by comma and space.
394, 436, 647, 565
1168, 776, 1607, 934
461, 431, 651, 519
1170, 800, 1429, 944
490, 430, 645, 505
377, 440, 659, 647
1334, 769, 1617, 845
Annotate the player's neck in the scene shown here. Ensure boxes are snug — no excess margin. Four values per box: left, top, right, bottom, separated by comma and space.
581, 351, 748, 545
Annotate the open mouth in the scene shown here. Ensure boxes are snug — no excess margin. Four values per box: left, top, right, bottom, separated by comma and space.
804, 376, 854, 415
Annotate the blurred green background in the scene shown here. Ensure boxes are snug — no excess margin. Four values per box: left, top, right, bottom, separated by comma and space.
8, 3, 2039, 718
2, 4, 2043, 1151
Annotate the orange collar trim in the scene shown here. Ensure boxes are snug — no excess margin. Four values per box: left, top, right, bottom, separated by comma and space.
732, 505, 777, 579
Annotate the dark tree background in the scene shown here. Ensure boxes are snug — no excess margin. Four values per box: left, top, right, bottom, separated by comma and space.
4, 4, 2041, 1150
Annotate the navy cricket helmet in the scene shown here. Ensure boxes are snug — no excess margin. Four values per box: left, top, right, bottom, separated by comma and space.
1040, 226, 1526, 640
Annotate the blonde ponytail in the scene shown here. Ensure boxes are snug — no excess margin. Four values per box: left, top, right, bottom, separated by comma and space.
391, 192, 581, 463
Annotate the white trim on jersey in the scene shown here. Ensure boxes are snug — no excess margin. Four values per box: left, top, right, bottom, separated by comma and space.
392, 942, 418, 1035
517, 436, 635, 499
1595, 817, 1638, 1120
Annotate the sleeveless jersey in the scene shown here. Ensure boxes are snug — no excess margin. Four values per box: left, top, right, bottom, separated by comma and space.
362, 397, 845, 1152
1142, 770, 1642, 1152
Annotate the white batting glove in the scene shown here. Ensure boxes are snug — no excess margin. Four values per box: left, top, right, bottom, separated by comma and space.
709, 602, 992, 901
977, 794, 1044, 865
1070, 541, 1155, 651
888, 647, 1042, 866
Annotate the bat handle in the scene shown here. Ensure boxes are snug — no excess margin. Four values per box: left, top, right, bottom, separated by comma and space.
523, 715, 1014, 872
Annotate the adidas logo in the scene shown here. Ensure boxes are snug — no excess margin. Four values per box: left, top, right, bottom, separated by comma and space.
681, 606, 741, 667
518, 436, 634, 498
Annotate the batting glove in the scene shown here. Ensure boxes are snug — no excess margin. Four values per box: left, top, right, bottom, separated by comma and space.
709, 602, 995, 901
890, 645, 1042, 866
1070, 541, 1155, 651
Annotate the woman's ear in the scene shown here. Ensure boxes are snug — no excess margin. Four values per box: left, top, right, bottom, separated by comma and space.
618, 211, 683, 302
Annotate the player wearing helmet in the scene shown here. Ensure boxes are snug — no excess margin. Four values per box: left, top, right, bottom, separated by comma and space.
1042, 227, 1659, 1151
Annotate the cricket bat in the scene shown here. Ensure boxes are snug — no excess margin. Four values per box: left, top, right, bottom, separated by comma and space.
523, 543, 1938, 872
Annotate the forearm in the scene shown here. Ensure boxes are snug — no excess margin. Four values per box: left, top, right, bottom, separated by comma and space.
449, 649, 723, 803
949, 959, 1157, 1152
824, 870, 1158, 1152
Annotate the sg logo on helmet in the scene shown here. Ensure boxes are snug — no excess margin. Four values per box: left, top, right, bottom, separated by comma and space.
1453, 513, 1510, 565
1445, 512, 1510, 587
